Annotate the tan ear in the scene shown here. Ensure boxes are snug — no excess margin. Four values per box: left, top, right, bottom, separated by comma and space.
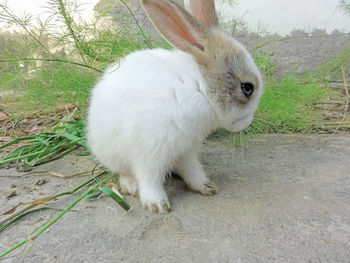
184, 0, 219, 27
141, 0, 210, 53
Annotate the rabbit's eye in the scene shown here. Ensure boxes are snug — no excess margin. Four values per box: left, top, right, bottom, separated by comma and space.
241, 83, 254, 98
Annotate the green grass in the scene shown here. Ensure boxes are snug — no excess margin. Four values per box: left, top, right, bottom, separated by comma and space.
21, 64, 96, 112
252, 75, 333, 133
0, 0, 156, 115
0, 111, 87, 167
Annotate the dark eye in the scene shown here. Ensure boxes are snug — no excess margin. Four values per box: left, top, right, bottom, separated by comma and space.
241, 83, 254, 98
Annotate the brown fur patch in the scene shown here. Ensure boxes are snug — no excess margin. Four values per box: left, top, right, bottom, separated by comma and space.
191, 29, 262, 111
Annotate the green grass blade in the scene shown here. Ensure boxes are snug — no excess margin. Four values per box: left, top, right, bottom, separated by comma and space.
85, 189, 101, 199
100, 187, 130, 211
58, 133, 87, 147
24, 145, 48, 163
0, 208, 54, 233
0, 136, 37, 150
75, 152, 89, 156
0, 148, 47, 165
35, 137, 50, 146
31, 147, 76, 166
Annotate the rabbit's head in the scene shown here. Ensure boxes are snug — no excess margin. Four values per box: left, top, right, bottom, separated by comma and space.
142, 0, 263, 132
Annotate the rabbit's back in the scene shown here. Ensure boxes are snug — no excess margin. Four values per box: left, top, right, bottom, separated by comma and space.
87, 48, 217, 173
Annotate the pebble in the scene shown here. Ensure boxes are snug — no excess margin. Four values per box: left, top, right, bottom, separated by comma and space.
35, 178, 47, 185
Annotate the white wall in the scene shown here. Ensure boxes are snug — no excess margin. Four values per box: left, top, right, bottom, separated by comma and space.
218, 0, 350, 35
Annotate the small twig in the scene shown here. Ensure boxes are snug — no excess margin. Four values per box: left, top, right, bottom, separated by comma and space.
10, 169, 94, 178
321, 124, 350, 129
23, 170, 49, 176
321, 121, 350, 125
0, 58, 103, 73
296, 80, 324, 85
49, 170, 95, 178
0, 171, 49, 178
341, 66, 349, 120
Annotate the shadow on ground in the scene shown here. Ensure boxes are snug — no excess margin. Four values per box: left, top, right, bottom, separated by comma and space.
1, 135, 350, 262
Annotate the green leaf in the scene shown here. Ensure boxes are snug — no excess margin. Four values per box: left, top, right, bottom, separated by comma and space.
85, 189, 101, 199
100, 187, 130, 211
75, 152, 90, 156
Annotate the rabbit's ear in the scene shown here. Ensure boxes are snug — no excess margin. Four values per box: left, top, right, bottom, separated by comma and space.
184, 0, 219, 27
141, 0, 210, 53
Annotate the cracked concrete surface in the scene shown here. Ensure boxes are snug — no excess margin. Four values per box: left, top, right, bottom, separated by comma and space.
1, 135, 350, 262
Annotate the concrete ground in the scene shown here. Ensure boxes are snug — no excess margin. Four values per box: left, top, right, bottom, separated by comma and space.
0, 134, 350, 262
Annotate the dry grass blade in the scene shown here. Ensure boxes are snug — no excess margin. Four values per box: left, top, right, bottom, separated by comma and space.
0, 196, 57, 226
49, 171, 87, 178
1, 203, 24, 216
29, 195, 57, 205
0, 204, 36, 226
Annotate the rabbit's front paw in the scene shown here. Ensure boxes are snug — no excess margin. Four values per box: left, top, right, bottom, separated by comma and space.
150, 203, 171, 213
140, 189, 171, 213
119, 188, 138, 198
144, 200, 171, 214
199, 181, 218, 196
119, 174, 138, 197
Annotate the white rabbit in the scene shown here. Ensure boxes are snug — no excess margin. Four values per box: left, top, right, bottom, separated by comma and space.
87, 0, 263, 213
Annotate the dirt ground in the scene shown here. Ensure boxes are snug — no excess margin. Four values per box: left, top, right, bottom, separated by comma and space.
1, 134, 350, 262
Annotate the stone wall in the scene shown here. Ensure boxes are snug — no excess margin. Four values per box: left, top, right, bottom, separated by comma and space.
236, 30, 350, 79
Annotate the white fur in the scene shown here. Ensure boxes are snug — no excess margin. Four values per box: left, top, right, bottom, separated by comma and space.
88, 0, 263, 213
87, 49, 220, 211
87, 43, 262, 212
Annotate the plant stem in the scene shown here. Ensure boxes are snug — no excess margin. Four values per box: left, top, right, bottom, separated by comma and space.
0, 240, 27, 258
119, 0, 152, 48
57, 0, 87, 63
56, 171, 107, 197
0, 173, 116, 259
0, 4, 54, 57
